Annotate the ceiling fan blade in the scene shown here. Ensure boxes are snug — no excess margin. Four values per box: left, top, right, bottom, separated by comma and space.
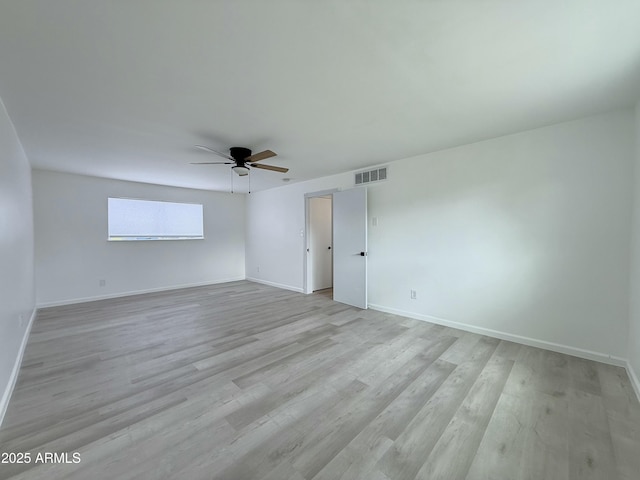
194, 145, 233, 160
250, 163, 289, 173
190, 162, 234, 165
245, 149, 277, 163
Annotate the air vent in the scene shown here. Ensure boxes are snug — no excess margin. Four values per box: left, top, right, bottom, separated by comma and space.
355, 167, 388, 186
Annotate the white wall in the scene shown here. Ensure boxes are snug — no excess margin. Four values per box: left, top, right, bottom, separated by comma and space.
0, 98, 35, 423
246, 173, 352, 292
246, 109, 635, 362
369, 110, 634, 361
33, 170, 245, 306
629, 101, 640, 394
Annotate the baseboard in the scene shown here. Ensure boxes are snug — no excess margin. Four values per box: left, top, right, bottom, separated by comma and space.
0, 308, 37, 428
626, 362, 640, 402
369, 303, 627, 368
36, 277, 247, 308
246, 277, 304, 293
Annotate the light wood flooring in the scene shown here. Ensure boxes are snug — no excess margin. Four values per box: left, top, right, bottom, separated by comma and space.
1, 280, 639, 480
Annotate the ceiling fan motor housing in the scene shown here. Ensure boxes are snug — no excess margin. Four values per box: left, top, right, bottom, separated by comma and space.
229, 147, 252, 163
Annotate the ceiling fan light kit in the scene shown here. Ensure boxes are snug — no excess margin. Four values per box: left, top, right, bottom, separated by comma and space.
232, 165, 250, 176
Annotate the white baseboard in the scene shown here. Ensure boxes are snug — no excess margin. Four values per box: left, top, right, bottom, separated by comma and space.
626, 362, 640, 403
36, 277, 247, 308
368, 303, 627, 368
0, 308, 37, 428
246, 277, 304, 293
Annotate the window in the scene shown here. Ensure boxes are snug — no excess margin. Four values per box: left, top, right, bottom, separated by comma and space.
108, 197, 204, 241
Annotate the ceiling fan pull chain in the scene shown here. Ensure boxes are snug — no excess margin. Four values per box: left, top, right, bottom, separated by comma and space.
231, 168, 234, 194
248, 172, 251, 194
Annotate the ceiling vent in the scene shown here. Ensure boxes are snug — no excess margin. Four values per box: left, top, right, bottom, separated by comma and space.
355, 167, 388, 186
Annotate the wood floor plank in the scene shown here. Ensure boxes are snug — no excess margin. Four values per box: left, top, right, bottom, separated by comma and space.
414, 351, 514, 480
377, 337, 500, 480
596, 363, 640, 480
568, 389, 617, 480
465, 389, 570, 480
312, 358, 456, 480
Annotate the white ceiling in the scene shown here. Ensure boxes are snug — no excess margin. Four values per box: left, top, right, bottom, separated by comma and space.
1, 1, 639, 193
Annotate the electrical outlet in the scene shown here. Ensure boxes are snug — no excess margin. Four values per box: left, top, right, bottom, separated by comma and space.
256, 266, 260, 273
372, 217, 378, 227
410, 289, 417, 300
19, 314, 24, 327
99, 279, 106, 287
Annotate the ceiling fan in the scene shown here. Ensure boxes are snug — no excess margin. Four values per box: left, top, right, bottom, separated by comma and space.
192, 145, 288, 176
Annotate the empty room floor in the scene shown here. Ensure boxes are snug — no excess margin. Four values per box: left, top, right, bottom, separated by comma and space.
0, 281, 639, 480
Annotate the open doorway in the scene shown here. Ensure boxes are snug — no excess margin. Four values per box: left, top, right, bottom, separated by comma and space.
308, 196, 333, 295
304, 187, 368, 308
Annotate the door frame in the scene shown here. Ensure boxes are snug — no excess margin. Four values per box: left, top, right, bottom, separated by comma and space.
303, 189, 339, 294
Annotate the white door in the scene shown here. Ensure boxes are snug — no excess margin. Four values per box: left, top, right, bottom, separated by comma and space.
309, 197, 333, 291
333, 188, 367, 308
